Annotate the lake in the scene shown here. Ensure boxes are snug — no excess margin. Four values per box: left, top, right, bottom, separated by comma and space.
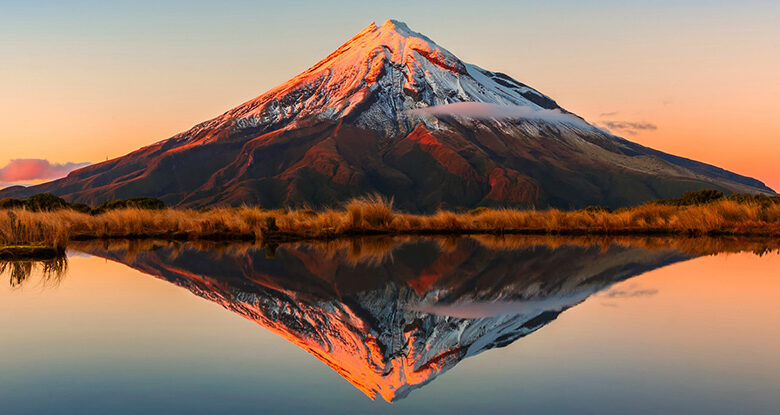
2, 236, 779, 414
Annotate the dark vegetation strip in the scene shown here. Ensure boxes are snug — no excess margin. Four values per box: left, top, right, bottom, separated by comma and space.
0, 245, 63, 260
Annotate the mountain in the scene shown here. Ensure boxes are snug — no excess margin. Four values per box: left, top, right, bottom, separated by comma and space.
78, 236, 692, 401
2, 20, 773, 211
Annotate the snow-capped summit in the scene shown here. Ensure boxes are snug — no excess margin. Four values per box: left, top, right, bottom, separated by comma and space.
178, 19, 566, 144
1, 19, 772, 210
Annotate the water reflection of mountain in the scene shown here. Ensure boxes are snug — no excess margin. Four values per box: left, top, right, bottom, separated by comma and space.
81, 237, 692, 402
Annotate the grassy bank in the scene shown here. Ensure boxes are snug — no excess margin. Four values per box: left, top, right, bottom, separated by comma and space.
1, 193, 779, 252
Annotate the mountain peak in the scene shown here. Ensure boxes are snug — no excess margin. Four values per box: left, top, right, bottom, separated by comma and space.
338, 18, 457, 68
4, 20, 772, 209
379, 18, 414, 36
358, 19, 420, 38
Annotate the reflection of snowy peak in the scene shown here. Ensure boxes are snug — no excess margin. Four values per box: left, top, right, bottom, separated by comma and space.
82, 237, 690, 401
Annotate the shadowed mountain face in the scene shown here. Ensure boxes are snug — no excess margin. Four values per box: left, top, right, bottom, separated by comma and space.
0, 20, 773, 211
79, 237, 692, 401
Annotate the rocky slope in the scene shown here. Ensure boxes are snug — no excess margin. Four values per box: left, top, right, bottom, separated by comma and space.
2, 20, 773, 210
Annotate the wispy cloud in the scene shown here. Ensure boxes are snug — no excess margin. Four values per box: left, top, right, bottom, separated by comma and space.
600, 288, 659, 298
599, 120, 658, 136
0, 159, 90, 185
403, 102, 593, 129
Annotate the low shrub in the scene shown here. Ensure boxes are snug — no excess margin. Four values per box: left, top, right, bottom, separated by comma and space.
0, 198, 24, 210
93, 197, 166, 214
584, 205, 613, 213
656, 189, 725, 206
468, 206, 490, 216
726, 193, 780, 206
70, 203, 93, 214
24, 193, 70, 211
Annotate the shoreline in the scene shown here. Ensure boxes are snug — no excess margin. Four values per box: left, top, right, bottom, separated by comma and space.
2, 227, 779, 261
1, 195, 779, 258
4, 230, 780, 261
26, 225, 780, 246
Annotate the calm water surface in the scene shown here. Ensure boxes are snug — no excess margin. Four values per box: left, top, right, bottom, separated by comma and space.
1, 236, 779, 414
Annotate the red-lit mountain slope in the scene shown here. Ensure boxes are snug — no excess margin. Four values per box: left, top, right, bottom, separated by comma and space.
2, 20, 773, 211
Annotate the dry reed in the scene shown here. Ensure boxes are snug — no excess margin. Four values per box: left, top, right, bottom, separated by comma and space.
1, 195, 779, 249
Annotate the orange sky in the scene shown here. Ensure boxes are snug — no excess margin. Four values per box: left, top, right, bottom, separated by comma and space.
1, 1, 778, 190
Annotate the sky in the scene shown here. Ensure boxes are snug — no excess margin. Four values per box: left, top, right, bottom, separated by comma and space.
1, 0, 778, 190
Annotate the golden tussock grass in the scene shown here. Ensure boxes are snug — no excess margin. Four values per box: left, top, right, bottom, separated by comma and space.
1, 195, 779, 250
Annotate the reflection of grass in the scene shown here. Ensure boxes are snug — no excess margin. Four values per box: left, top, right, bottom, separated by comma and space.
0, 245, 63, 260
71, 234, 780, 269
1, 195, 779, 251
1, 256, 67, 288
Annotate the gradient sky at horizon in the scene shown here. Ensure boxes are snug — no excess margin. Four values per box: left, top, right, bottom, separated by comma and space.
1, 0, 778, 190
